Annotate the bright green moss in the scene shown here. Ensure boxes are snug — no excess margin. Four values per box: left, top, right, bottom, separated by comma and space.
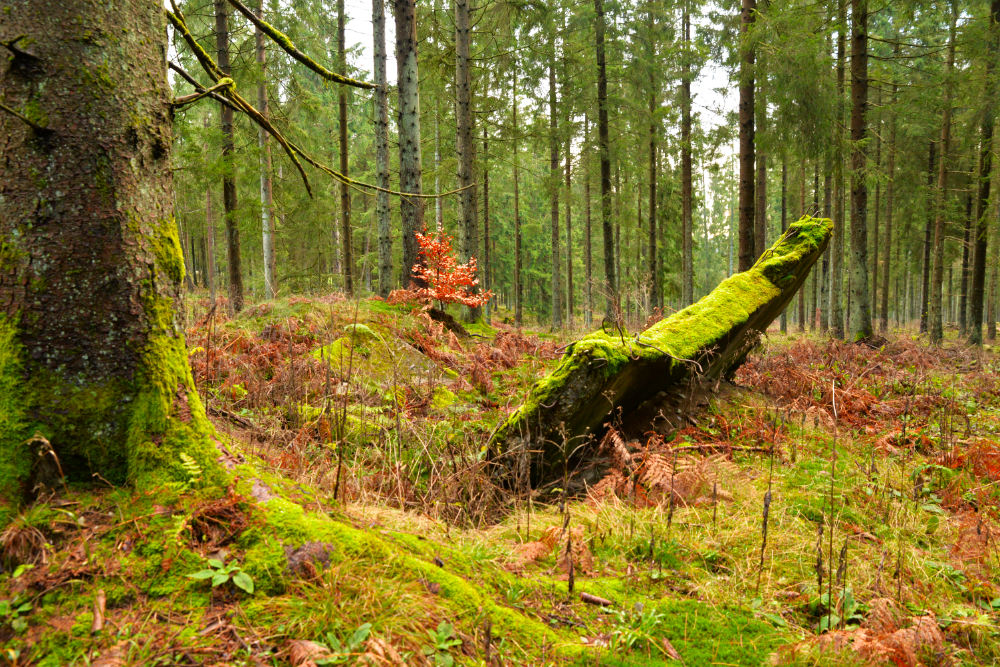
0, 316, 32, 524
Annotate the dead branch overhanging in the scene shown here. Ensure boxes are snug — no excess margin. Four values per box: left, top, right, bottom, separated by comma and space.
167, 4, 474, 202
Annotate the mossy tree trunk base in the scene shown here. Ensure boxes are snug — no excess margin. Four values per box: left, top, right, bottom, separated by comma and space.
489, 216, 832, 486
0, 0, 225, 523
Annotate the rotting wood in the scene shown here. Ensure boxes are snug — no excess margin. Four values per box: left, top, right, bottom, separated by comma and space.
489, 216, 832, 486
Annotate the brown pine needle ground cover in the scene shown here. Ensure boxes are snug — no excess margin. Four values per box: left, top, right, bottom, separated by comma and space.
2, 298, 1000, 666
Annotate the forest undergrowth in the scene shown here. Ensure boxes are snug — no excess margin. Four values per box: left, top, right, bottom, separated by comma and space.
2, 296, 999, 666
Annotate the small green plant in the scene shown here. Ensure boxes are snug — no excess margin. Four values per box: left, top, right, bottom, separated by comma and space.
0, 564, 34, 634
422, 621, 462, 666
609, 605, 667, 655
0, 597, 32, 634
187, 558, 254, 594
809, 586, 865, 633
316, 623, 372, 664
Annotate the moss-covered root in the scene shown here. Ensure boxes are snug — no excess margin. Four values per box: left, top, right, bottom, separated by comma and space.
490, 216, 833, 485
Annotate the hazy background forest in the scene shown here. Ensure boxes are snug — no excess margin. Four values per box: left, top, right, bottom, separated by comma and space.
169, 0, 999, 340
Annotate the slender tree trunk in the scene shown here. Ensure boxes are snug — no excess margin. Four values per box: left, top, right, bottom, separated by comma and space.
585, 114, 594, 327
780, 158, 788, 333
0, 0, 225, 516
455, 0, 480, 320
970, 0, 1000, 344
681, 1, 694, 305
738, 0, 756, 271
214, 0, 244, 313
337, 0, 353, 295
848, 0, 872, 341
513, 62, 523, 327
205, 176, 217, 303
754, 84, 767, 261
548, 58, 562, 329
879, 61, 898, 332
565, 135, 574, 328
373, 0, 392, 297
484, 124, 492, 323
870, 86, 881, 326
831, 0, 847, 338
595, 0, 617, 317
929, 0, 958, 344
394, 0, 424, 285
812, 164, 820, 329
920, 142, 935, 333
255, 0, 276, 299
960, 191, 972, 334
798, 164, 807, 331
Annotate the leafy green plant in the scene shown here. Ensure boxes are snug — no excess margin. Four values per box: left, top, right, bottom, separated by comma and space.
0, 564, 34, 634
422, 621, 462, 666
0, 597, 32, 634
187, 558, 254, 594
316, 623, 372, 664
809, 587, 865, 633
609, 606, 668, 654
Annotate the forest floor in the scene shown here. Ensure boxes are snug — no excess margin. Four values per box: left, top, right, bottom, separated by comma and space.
2, 295, 1000, 666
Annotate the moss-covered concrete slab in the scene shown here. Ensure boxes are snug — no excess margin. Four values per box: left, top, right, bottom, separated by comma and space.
489, 216, 832, 485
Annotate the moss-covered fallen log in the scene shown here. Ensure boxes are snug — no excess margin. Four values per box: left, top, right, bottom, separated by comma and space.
490, 216, 832, 485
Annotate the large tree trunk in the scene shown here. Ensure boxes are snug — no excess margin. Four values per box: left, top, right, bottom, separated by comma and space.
455, 0, 480, 321
394, 0, 424, 285
0, 0, 225, 520
738, 0, 756, 272
969, 0, 1000, 345
373, 0, 392, 297
491, 217, 832, 485
929, 0, 958, 344
848, 0, 873, 341
256, 0, 276, 300
215, 0, 245, 314
595, 0, 617, 318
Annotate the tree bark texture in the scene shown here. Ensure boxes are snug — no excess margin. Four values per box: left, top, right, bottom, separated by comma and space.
548, 58, 562, 329
929, 0, 957, 344
0, 0, 225, 519
256, 0, 276, 300
455, 0, 480, 320
338, 0, 354, 295
394, 0, 424, 286
595, 0, 617, 318
373, 0, 392, 297
214, 0, 244, 314
831, 0, 846, 338
969, 0, 1000, 345
848, 0, 872, 341
738, 0, 756, 272
681, 3, 694, 306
